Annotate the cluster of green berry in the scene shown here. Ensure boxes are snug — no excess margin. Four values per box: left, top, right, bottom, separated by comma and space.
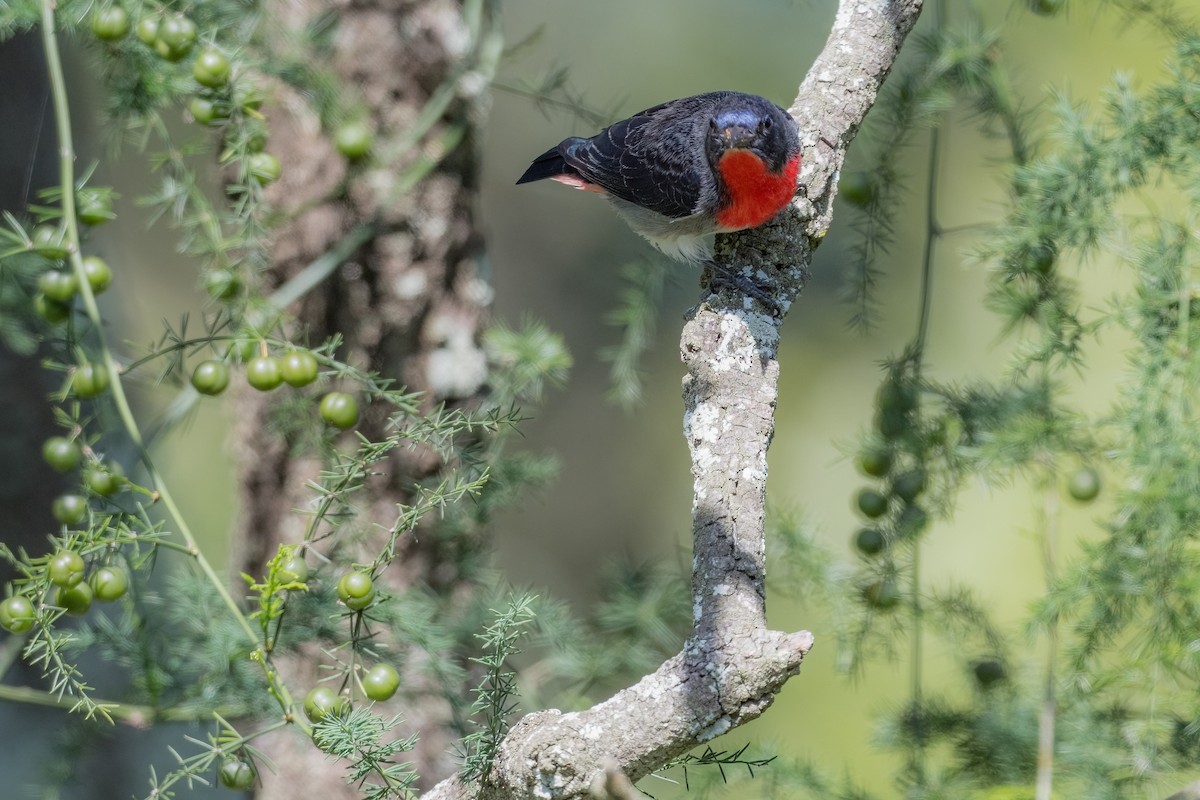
852, 373, 929, 574
28, 208, 113, 326
42, 435, 128, 527
1028, 0, 1065, 15
90, 5, 288, 187
97, 3, 374, 166
297, 565, 402, 762
93, 2, 375, 182
191, 346, 361, 429
850, 368, 1101, 608
0, 427, 135, 632
0, 550, 128, 633
302, 657, 400, 719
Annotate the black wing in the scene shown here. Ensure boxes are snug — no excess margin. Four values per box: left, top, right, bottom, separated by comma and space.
516, 98, 709, 220
558, 102, 704, 220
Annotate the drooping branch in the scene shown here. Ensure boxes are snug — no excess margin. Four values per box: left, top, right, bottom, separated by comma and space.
423, 2, 924, 798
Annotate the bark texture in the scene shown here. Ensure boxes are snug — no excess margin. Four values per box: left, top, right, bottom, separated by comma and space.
423, 1, 924, 798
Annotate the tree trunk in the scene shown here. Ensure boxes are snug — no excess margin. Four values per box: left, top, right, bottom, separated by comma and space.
234, 1, 495, 795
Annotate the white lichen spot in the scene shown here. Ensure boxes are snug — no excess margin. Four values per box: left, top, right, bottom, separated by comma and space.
687, 403, 722, 438
459, 70, 488, 99
393, 269, 427, 300
581, 722, 603, 740
741, 466, 765, 484
713, 583, 733, 597
537, 762, 568, 796
464, 274, 494, 306
699, 716, 733, 741
426, 346, 487, 399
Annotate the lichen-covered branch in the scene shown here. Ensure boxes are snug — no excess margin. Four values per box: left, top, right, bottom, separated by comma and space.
422, 1, 924, 798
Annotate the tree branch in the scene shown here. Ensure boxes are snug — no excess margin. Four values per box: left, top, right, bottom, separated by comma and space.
423, 1, 924, 797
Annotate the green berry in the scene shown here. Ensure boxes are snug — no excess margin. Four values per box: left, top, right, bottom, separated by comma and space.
72, 362, 110, 399
876, 407, 909, 441
191, 360, 231, 396
247, 152, 282, 185
839, 172, 875, 207
77, 189, 114, 226
895, 502, 929, 538
336, 571, 375, 610
81, 256, 113, 294
334, 121, 373, 160
862, 577, 901, 610
1028, 0, 1065, 16
972, 658, 1007, 688
362, 663, 400, 701
34, 294, 71, 323
31, 224, 68, 259
49, 551, 86, 587
319, 392, 359, 429
219, 758, 256, 790
192, 48, 231, 88
304, 686, 347, 722
90, 566, 129, 602
153, 14, 196, 62
42, 437, 82, 472
877, 379, 918, 414
245, 356, 283, 391
280, 350, 319, 387
91, 6, 129, 41
0, 595, 36, 633
135, 16, 158, 46
854, 528, 886, 557
278, 554, 308, 584
85, 462, 125, 497
1068, 467, 1101, 502
38, 269, 78, 303
890, 469, 927, 503
189, 96, 228, 127
856, 488, 888, 519
55, 582, 94, 615
52, 494, 88, 526
857, 445, 893, 478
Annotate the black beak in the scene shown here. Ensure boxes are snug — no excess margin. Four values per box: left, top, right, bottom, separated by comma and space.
721, 124, 756, 150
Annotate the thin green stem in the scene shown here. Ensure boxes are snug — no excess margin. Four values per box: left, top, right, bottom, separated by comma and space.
1035, 455, 1060, 800
268, 221, 377, 308
0, 682, 242, 724
39, 0, 258, 650
905, 71, 945, 800
914, 127, 941, 358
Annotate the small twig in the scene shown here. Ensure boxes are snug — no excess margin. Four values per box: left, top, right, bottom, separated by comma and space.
589, 759, 650, 800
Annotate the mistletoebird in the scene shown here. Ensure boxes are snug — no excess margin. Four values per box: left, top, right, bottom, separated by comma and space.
516, 91, 802, 298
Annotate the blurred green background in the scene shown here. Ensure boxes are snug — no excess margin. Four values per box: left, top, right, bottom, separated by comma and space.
0, 0, 1190, 796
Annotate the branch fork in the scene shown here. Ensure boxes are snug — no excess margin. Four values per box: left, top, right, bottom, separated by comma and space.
424, 2, 924, 797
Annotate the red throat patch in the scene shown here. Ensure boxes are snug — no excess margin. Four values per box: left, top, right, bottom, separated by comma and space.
714, 150, 801, 231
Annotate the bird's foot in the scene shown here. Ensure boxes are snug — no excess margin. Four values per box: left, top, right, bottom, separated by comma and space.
704, 261, 784, 317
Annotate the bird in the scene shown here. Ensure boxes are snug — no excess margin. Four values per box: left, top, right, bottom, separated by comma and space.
516, 91, 801, 285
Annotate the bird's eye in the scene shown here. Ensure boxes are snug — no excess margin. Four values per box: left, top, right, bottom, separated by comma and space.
760, 118, 772, 132
709, 118, 719, 132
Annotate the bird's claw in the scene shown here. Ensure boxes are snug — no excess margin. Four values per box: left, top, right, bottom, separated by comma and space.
704, 261, 785, 317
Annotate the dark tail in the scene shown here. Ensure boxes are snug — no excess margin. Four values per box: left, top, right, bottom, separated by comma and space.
516, 145, 574, 185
